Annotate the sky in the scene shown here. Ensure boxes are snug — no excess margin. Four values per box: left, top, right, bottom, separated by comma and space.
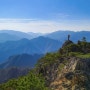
0, 0, 90, 33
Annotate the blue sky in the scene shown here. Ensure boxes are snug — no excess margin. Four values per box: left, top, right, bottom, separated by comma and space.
0, 0, 90, 33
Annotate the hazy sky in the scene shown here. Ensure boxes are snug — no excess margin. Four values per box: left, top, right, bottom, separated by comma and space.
0, 0, 90, 33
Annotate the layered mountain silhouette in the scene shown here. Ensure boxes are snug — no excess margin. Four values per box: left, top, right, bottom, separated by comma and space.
45, 30, 90, 42
0, 30, 90, 43
0, 33, 20, 42
1, 30, 90, 43
0, 30, 42, 42
28, 32, 43, 38
0, 54, 43, 68
0, 36, 61, 63
0, 67, 30, 83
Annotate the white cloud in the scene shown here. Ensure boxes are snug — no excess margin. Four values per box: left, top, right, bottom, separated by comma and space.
0, 18, 90, 33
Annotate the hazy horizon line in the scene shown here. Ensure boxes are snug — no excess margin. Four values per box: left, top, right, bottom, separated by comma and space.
0, 29, 90, 34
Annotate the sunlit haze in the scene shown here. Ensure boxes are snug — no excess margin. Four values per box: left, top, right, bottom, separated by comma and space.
0, 0, 90, 33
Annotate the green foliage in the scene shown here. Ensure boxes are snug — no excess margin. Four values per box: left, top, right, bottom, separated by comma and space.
64, 43, 81, 53
58, 63, 65, 72
60, 41, 90, 55
77, 53, 90, 58
0, 71, 49, 90
69, 52, 83, 57
37, 52, 61, 67
0, 53, 62, 90
58, 59, 68, 72
69, 52, 90, 58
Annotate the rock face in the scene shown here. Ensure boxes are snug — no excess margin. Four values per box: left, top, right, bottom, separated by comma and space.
37, 39, 90, 90
38, 57, 90, 90
49, 57, 90, 90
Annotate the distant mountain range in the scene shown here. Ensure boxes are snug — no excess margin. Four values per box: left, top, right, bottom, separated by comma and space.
0, 36, 61, 63
0, 54, 43, 69
28, 32, 43, 38
0, 53, 43, 83
0, 30, 90, 43
45, 30, 90, 42
0, 33, 20, 42
0, 67, 30, 83
0, 30, 90, 67
0, 30, 42, 42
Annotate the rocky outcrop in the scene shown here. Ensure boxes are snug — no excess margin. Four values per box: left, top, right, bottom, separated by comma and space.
49, 57, 90, 90
38, 56, 90, 90
36, 39, 90, 90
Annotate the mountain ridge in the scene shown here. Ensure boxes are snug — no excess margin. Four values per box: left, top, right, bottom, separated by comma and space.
0, 36, 61, 63
0, 36, 90, 90
0, 53, 43, 69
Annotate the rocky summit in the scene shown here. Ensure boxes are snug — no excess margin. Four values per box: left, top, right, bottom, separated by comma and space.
37, 37, 90, 90
0, 37, 90, 90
